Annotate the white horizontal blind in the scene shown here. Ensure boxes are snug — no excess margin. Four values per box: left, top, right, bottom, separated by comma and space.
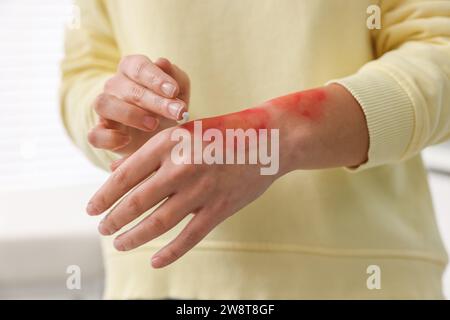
0, 0, 107, 192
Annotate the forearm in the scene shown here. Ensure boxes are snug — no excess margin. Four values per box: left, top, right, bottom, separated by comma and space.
180, 84, 369, 176
267, 84, 369, 174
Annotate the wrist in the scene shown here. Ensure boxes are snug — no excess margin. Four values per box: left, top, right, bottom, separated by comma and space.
264, 84, 369, 173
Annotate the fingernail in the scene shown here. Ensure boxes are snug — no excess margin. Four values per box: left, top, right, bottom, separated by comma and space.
151, 255, 163, 268
114, 238, 126, 251
98, 221, 113, 235
143, 116, 159, 131
168, 102, 183, 119
161, 82, 176, 97
86, 202, 100, 215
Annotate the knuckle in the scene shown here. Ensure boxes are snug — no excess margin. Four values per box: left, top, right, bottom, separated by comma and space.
120, 55, 151, 77
146, 215, 167, 233
121, 236, 135, 250
198, 175, 215, 191
94, 93, 110, 112
94, 193, 108, 213
87, 129, 98, 146
134, 56, 151, 79
131, 54, 149, 62
165, 246, 180, 261
121, 208, 138, 223
106, 217, 120, 233
129, 84, 145, 103
103, 77, 117, 93
183, 231, 198, 248
127, 195, 143, 214
112, 167, 128, 187
185, 163, 198, 175
147, 72, 160, 87
169, 164, 191, 181
158, 57, 171, 66
184, 163, 199, 176
119, 55, 135, 70
149, 94, 165, 111
122, 106, 134, 123
215, 197, 230, 212
150, 130, 172, 153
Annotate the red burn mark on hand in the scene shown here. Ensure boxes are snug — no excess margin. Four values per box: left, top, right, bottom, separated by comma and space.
181, 106, 271, 132
267, 88, 326, 121
181, 88, 326, 132
236, 107, 271, 130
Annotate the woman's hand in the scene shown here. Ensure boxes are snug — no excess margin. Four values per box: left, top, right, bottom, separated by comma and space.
85, 111, 287, 268
88, 55, 190, 162
86, 84, 369, 268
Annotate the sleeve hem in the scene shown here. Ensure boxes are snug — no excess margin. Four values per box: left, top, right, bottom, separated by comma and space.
327, 67, 415, 172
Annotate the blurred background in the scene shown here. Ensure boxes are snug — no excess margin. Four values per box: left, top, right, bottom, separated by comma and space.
0, 0, 449, 299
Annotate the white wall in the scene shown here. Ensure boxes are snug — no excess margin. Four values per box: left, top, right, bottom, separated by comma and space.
428, 173, 450, 299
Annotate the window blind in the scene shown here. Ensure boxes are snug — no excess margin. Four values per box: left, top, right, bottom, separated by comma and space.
0, 0, 107, 192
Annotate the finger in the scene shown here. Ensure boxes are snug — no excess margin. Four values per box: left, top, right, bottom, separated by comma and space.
88, 125, 130, 151
94, 93, 159, 131
119, 54, 179, 99
105, 74, 187, 120
154, 57, 172, 73
151, 211, 219, 268
100, 119, 125, 136
112, 192, 196, 250
155, 58, 191, 105
86, 136, 163, 216
170, 64, 191, 104
110, 156, 128, 172
97, 168, 174, 236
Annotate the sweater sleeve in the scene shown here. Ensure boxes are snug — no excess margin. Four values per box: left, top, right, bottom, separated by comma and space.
59, 0, 120, 171
329, 0, 450, 171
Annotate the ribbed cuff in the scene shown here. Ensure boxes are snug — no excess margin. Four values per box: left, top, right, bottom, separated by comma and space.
327, 67, 415, 171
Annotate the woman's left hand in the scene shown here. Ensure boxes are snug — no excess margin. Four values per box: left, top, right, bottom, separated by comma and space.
86, 115, 284, 268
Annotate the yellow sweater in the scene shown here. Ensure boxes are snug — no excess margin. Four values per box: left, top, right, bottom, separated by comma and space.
60, 0, 450, 299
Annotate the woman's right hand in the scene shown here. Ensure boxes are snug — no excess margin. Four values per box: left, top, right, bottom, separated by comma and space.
88, 55, 190, 166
